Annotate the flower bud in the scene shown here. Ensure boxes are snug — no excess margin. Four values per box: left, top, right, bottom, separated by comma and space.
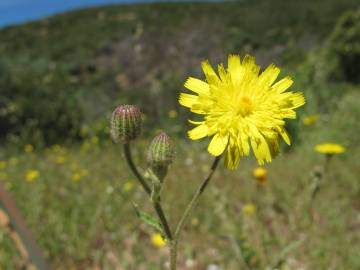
253, 167, 267, 184
110, 105, 142, 143
147, 132, 174, 180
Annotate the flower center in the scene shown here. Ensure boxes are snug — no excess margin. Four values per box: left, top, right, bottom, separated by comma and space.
237, 96, 252, 116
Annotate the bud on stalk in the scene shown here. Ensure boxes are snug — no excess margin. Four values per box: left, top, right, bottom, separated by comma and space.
110, 105, 142, 143
147, 132, 174, 180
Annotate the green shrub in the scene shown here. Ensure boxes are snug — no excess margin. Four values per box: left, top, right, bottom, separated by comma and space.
310, 9, 360, 83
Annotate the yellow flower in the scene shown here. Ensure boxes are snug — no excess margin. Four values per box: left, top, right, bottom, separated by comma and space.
168, 110, 178, 118
179, 54, 305, 169
191, 217, 199, 226
71, 173, 82, 182
24, 144, 34, 153
315, 143, 345, 155
302, 114, 319, 126
151, 233, 166, 248
55, 155, 66, 164
0, 161, 7, 169
123, 181, 134, 192
242, 203, 256, 215
253, 167, 268, 184
25, 170, 40, 182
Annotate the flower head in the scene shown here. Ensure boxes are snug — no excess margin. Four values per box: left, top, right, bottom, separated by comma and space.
242, 203, 257, 215
123, 181, 134, 192
147, 132, 175, 168
253, 167, 268, 184
302, 114, 320, 126
168, 110, 178, 118
110, 105, 142, 143
315, 143, 345, 155
179, 54, 305, 169
71, 173, 81, 182
24, 144, 34, 153
25, 170, 40, 182
151, 233, 166, 248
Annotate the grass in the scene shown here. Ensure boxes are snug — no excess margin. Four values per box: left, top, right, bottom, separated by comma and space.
0, 121, 359, 269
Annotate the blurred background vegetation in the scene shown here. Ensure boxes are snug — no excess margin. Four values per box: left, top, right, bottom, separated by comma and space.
0, 0, 360, 269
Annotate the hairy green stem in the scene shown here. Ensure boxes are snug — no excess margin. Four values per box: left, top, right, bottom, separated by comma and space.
123, 143, 173, 240
170, 156, 222, 270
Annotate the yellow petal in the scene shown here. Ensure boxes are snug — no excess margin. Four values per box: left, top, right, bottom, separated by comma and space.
188, 125, 208, 140
278, 127, 291, 145
251, 135, 272, 165
208, 133, 228, 156
188, 119, 204, 125
217, 64, 228, 82
272, 77, 293, 93
242, 54, 260, 74
228, 54, 242, 83
224, 145, 240, 170
259, 64, 280, 87
184, 77, 210, 95
201, 60, 220, 85
179, 93, 198, 108
289, 92, 305, 108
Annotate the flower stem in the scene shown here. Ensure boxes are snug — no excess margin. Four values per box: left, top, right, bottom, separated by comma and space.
123, 143, 173, 240
170, 156, 222, 270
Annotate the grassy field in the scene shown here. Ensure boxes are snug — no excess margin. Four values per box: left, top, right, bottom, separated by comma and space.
1, 0, 360, 269
1, 110, 360, 269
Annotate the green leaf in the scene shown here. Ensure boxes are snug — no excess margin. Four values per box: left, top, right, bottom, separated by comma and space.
131, 202, 164, 235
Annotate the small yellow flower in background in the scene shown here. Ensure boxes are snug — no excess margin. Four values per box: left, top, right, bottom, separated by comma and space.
302, 114, 320, 126
25, 170, 40, 182
122, 181, 134, 192
0, 161, 7, 169
151, 233, 166, 248
0, 172, 9, 181
315, 143, 345, 155
55, 155, 66, 164
168, 110, 178, 118
242, 203, 257, 215
253, 167, 268, 184
71, 173, 82, 182
191, 217, 199, 226
71, 168, 89, 182
24, 144, 34, 153
179, 54, 305, 169
9, 157, 18, 166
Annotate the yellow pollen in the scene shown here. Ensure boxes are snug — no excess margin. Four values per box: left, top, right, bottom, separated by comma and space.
237, 96, 252, 116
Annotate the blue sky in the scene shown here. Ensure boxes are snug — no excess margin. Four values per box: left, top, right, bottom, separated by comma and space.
0, 0, 165, 27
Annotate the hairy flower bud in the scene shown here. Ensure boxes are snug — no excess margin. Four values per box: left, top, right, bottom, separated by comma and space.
147, 132, 174, 180
110, 105, 142, 143
148, 132, 174, 166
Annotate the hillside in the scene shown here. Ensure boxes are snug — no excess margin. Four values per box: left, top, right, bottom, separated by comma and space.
0, 0, 359, 144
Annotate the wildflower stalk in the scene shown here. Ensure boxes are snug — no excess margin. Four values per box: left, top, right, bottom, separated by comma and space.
170, 156, 221, 270
123, 143, 173, 240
